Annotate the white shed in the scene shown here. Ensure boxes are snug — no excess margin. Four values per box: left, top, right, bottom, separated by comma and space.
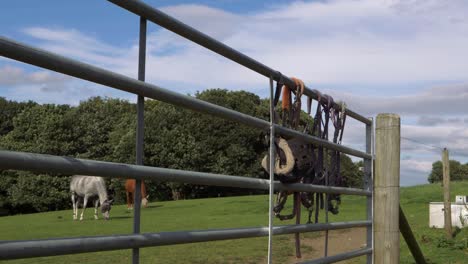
429, 198, 468, 228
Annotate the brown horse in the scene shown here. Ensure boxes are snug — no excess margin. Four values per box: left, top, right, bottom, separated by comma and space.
125, 179, 149, 209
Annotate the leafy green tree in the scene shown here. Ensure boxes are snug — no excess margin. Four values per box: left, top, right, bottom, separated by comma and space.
8, 172, 70, 213
0, 170, 17, 215
428, 160, 467, 183
70, 97, 137, 204
0, 103, 76, 213
0, 103, 74, 155
192, 89, 266, 177
142, 89, 267, 199
460, 163, 468, 181
0, 97, 37, 137
0, 97, 137, 212
341, 156, 364, 188
428, 161, 443, 183
0, 91, 366, 213
71, 97, 135, 160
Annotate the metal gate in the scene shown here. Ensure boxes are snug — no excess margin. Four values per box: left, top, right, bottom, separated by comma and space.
0, 1, 374, 263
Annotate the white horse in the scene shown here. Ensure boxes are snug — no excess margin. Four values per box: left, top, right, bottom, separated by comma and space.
70, 175, 113, 221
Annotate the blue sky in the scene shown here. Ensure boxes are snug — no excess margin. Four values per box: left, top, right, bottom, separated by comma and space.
1, 0, 467, 186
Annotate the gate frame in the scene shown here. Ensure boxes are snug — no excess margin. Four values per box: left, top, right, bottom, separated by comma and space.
0, 0, 393, 263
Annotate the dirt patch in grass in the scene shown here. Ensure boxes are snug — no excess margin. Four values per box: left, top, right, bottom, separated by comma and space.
285, 227, 368, 263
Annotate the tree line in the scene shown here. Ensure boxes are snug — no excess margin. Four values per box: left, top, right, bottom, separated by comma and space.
0, 89, 363, 215
428, 160, 468, 183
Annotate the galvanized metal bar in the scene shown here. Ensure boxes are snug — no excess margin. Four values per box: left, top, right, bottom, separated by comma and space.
0, 37, 371, 159
324, 182, 329, 258
364, 117, 374, 264
0, 150, 372, 196
0, 221, 371, 260
267, 76, 275, 264
294, 193, 301, 258
274, 125, 371, 159
133, 14, 147, 264
324, 128, 331, 257
106, 0, 371, 126
299, 248, 373, 264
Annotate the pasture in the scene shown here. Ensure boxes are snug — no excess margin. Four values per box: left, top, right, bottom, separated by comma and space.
1, 182, 467, 263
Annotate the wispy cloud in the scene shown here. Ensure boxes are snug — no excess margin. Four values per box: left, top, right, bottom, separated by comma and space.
417, 116, 468, 126
21, 27, 139, 74
0, 65, 69, 87
0, 65, 133, 105
17, 0, 468, 88
1, 0, 467, 185
338, 85, 468, 116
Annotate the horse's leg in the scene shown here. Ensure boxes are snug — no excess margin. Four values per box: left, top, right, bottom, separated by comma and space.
80, 195, 88, 221
126, 191, 133, 210
300, 192, 314, 224
141, 182, 148, 207
94, 199, 99, 220
71, 192, 77, 220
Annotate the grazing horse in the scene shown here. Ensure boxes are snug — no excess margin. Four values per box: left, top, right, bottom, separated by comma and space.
125, 179, 149, 209
70, 175, 113, 221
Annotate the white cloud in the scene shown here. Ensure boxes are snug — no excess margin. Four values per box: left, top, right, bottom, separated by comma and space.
403, 124, 466, 148
400, 159, 434, 186
0, 65, 133, 105
21, 27, 139, 75
224, 0, 468, 84
337, 84, 468, 116
417, 116, 468, 126
401, 159, 432, 173
17, 0, 468, 89
160, 4, 242, 41
4, 83, 134, 106
22, 27, 127, 61
2, 0, 467, 185
0, 65, 69, 86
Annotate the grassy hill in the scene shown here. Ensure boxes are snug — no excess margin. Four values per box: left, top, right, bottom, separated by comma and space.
399, 181, 468, 264
0, 182, 467, 263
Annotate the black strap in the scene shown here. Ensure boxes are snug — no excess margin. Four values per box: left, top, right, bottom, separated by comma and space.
272, 84, 347, 223
273, 72, 284, 107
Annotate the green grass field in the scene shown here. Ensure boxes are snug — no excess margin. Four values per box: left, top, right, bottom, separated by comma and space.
1, 182, 467, 263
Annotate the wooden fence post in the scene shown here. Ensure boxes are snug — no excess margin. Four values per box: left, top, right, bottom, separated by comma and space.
442, 148, 452, 239
374, 114, 400, 264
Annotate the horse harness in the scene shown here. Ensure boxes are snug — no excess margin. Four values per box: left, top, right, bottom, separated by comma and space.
262, 76, 347, 256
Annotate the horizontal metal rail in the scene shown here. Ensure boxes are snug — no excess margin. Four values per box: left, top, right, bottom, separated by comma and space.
0, 37, 371, 159
299, 248, 373, 264
107, 0, 371, 126
0, 221, 370, 260
0, 150, 371, 196
0, 2, 375, 263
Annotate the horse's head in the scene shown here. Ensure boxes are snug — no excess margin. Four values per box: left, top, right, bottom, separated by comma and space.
101, 199, 114, 220
141, 195, 149, 208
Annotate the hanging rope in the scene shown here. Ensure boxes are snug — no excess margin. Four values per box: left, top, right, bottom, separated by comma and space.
267, 75, 275, 264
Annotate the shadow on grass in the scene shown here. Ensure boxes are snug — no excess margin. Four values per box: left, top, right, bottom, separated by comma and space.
452, 227, 462, 238
110, 215, 133, 220
145, 204, 163, 209
122, 204, 163, 213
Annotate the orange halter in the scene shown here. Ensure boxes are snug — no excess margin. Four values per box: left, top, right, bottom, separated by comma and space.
281, 77, 304, 111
